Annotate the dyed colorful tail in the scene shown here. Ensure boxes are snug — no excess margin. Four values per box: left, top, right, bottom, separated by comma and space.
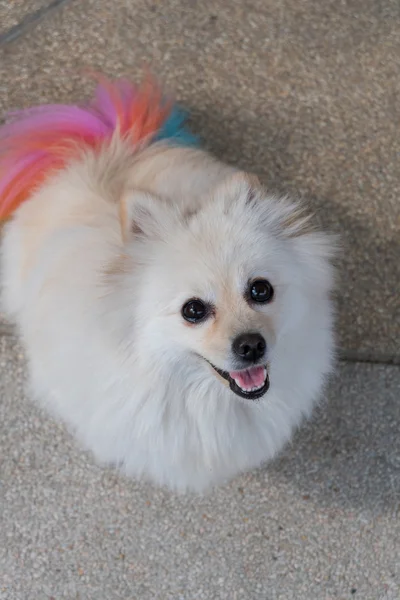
0, 76, 197, 221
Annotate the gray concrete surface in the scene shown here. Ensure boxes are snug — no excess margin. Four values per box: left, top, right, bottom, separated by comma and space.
0, 0, 49, 34
1, 335, 399, 600
1, 1, 400, 599
0, 0, 69, 44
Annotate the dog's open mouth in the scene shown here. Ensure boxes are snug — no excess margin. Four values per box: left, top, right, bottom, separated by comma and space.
210, 363, 270, 400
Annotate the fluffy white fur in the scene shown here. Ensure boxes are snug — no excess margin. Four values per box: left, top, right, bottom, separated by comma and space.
1, 141, 336, 492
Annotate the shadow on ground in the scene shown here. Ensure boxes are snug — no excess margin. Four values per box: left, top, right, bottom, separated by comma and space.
264, 363, 400, 513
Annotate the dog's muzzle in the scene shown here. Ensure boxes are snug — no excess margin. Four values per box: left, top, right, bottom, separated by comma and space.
207, 361, 270, 400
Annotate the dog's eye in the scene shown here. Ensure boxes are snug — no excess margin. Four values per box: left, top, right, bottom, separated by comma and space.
249, 279, 274, 304
182, 299, 208, 323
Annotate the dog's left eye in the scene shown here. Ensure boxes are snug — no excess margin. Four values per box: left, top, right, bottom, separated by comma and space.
249, 279, 274, 303
182, 299, 208, 323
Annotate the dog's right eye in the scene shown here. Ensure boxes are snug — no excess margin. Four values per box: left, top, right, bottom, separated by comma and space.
182, 299, 208, 323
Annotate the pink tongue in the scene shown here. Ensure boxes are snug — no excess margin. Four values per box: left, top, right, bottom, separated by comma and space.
229, 366, 266, 391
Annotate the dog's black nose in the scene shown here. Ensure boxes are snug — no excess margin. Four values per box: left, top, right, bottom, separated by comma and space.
232, 333, 266, 363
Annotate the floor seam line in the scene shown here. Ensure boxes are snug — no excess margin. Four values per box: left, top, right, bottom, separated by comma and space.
0, 0, 71, 46
0, 328, 398, 366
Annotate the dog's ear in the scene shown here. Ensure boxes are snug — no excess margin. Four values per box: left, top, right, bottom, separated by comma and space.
213, 171, 263, 212
119, 189, 168, 242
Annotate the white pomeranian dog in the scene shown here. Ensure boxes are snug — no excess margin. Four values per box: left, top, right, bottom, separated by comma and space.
0, 77, 336, 491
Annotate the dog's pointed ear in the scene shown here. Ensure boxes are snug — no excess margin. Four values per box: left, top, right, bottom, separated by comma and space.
214, 171, 263, 211
119, 189, 167, 242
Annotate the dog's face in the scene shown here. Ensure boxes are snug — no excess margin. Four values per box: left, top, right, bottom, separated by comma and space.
119, 173, 334, 402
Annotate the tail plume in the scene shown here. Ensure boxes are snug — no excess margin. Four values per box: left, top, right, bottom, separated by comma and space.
0, 75, 197, 220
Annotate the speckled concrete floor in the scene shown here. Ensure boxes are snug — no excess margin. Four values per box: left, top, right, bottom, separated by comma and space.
0, 336, 399, 600
0, 1, 399, 598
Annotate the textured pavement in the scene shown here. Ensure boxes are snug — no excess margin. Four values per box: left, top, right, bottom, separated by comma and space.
1, 336, 399, 600
0, 1, 400, 599
0, 0, 48, 33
